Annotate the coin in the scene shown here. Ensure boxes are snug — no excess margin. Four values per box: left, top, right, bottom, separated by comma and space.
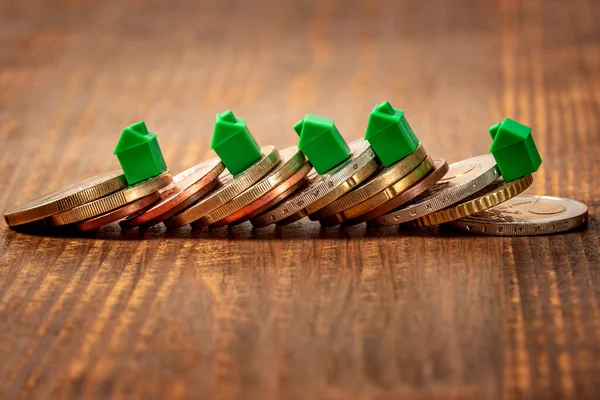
119, 158, 225, 228
407, 174, 533, 228
344, 158, 448, 226
368, 154, 499, 227
4, 171, 127, 227
75, 191, 161, 232
195, 147, 307, 228
211, 153, 312, 227
47, 172, 172, 226
228, 170, 309, 226
447, 195, 588, 236
251, 140, 379, 227
164, 146, 280, 229
311, 144, 428, 221
320, 156, 434, 226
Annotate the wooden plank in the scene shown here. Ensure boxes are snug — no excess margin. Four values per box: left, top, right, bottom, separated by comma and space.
0, 0, 598, 398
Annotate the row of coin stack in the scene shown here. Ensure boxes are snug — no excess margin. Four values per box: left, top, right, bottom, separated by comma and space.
3, 101, 588, 236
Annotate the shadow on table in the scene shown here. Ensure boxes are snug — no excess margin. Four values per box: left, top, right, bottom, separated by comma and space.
7, 218, 478, 242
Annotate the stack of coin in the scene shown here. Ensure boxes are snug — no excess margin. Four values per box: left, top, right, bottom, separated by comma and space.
3, 151, 589, 236
170, 146, 312, 229
306, 152, 515, 229
3, 171, 173, 230
364, 154, 532, 228
300, 151, 589, 236
309, 145, 449, 227
250, 140, 380, 227
164, 146, 282, 229
3, 149, 589, 236
120, 158, 225, 229
3, 112, 589, 236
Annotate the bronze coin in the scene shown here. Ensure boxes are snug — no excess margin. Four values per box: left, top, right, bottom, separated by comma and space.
76, 192, 161, 231
213, 160, 311, 227
120, 158, 224, 228
345, 159, 449, 227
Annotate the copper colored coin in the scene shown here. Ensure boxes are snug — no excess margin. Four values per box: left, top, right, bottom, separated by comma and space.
197, 147, 303, 228
48, 172, 173, 226
75, 192, 160, 232
251, 141, 378, 228
212, 160, 312, 227
120, 158, 225, 228
230, 173, 309, 226
165, 146, 280, 229
319, 156, 434, 227
368, 154, 500, 227
344, 159, 449, 226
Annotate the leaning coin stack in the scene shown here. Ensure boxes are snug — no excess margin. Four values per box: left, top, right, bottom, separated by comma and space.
3, 121, 175, 231
3, 101, 589, 236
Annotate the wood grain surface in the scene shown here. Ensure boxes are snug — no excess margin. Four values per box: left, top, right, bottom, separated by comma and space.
1, 0, 599, 399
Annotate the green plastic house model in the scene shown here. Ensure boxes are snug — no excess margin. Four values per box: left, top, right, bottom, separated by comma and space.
364, 100, 419, 167
114, 121, 167, 185
489, 118, 542, 181
294, 114, 350, 174
211, 110, 262, 176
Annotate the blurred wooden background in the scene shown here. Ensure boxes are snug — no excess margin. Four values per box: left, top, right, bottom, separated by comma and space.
1, 0, 599, 399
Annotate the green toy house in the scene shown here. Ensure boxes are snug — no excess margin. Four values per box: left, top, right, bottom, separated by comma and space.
211, 110, 262, 176
114, 121, 167, 185
364, 100, 419, 167
489, 118, 541, 181
294, 114, 350, 174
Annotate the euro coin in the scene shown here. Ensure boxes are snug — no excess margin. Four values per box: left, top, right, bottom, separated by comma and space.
251, 140, 379, 227
346, 159, 449, 226
408, 174, 533, 228
196, 147, 307, 228
48, 172, 172, 226
4, 171, 126, 227
311, 144, 427, 221
75, 191, 161, 231
447, 195, 588, 236
120, 158, 224, 228
164, 146, 279, 229
368, 154, 499, 227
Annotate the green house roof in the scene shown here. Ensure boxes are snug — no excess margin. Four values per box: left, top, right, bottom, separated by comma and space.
294, 114, 335, 148
364, 100, 405, 140
211, 110, 247, 150
489, 118, 532, 152
114, 121, 157, 154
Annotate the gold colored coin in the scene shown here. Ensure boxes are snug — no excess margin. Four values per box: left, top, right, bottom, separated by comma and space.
251, 140, 379, 227
311, 144, 427, 221
47, 172, 172, 226
4, 171, 127, 227
320, 156, 434, 226
447, 195, 588, 236
164, 146, 280, 229
120, 158, 225, 229
226, 165, 311, 226
75, 191, 161, 232
195, 147, 306, 228
368, 154, 499, 227
350, 159, 449, 227
407, 174, 533, 228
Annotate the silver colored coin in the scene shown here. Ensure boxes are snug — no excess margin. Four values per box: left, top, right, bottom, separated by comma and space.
369, 154, 499, 226
447, 195, 588, 236
251, 140, 378, 227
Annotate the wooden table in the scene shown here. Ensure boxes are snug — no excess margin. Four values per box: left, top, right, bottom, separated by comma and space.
1, 0, 598, 398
